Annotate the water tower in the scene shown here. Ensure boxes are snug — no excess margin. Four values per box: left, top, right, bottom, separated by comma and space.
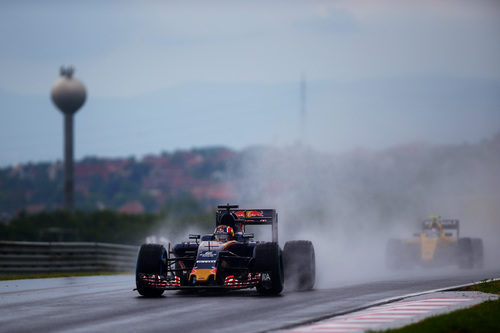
51, 66, 87, 211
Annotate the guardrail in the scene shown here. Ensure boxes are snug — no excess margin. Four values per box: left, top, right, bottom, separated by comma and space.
0, 241, 139, 275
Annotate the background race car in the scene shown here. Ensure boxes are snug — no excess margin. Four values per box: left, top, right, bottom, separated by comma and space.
386, 216, 484, 269
135, 204, 315, 297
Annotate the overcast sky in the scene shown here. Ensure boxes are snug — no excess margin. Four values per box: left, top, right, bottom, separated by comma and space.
1, 0, 499, 166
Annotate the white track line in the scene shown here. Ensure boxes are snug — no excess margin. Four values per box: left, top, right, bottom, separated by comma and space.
286, 297, 474, 333
274, 278, 500, 333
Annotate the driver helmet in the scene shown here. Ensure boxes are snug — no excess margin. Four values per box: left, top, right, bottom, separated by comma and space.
214, 225, 234, 242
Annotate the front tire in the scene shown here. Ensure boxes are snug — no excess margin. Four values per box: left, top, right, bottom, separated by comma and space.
386, 239, 418, 269
253, 243, 284, 295
458, 238, 473, 269
283, 240, 315, 291
136, 244, 166, 297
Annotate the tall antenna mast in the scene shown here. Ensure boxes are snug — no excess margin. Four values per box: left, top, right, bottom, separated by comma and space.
300, 73, 307, 145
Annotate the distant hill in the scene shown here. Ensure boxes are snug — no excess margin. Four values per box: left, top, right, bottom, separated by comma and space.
1, 134, 499, 234
0, 147, 237, 219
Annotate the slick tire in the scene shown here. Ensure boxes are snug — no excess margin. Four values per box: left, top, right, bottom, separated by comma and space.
471, 238, 484, 269
136, 244, 166, 297
458, 238, 473, 269
253, 242, 284, 295
283, 240, 315, 291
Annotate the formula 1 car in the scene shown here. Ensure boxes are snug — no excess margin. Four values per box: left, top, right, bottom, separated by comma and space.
135, 204, 315, 297
386, 216, 484, 269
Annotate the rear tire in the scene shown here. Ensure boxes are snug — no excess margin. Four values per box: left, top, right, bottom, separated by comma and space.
136, 244, 166, 297
283, 240, 315, 291
253, 243, 284, 295
471, 238, 484, 269
458, 238, 473, 269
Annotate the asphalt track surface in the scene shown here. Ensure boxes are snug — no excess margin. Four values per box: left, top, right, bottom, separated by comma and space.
1, 268, 499, 333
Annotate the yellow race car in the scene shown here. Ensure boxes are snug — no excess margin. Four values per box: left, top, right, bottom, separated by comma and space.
386, 216, 484, 269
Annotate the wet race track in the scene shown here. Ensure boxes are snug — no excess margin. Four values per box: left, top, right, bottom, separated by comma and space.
1, 268, 500, 333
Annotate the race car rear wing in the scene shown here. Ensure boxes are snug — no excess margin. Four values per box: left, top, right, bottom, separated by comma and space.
216, 205, 279, 243
422, 218, 459, 238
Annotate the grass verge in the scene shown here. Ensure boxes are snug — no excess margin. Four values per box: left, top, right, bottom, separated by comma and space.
376, 279, 500, 333
0, 271, 132, 281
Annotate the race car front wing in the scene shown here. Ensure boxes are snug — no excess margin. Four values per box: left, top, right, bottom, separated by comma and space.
137, 273, 261, 290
